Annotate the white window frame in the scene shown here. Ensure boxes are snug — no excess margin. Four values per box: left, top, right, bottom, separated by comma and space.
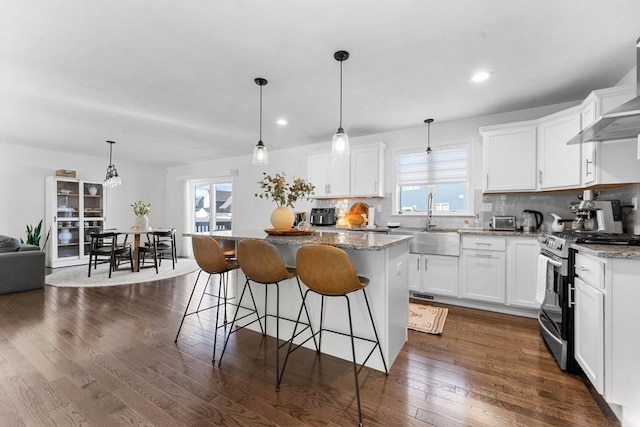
188, 177, 235, 233
393, 138, 474, 217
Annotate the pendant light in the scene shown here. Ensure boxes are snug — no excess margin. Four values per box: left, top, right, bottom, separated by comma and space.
104, 140, 121, 189
424, 118, 434, 157
252, 77, 269, 165
331, 50, 350, 157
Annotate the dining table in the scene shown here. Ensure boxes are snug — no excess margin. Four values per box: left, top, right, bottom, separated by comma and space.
115, 228, 171, 272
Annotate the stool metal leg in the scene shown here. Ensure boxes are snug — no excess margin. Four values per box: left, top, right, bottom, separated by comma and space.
344, 295, 363, 427
362, 288, 388, 375
175, 269, 205, 342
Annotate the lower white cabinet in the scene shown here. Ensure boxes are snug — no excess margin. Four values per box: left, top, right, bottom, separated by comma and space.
572, 249, 640, 427
506, 237, 540, 309
460, 236, 506, 303
574, 275, 605, 393
408, 253, 459, 297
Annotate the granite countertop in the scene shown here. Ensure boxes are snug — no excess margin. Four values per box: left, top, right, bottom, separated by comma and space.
571, 243, 640, 260
184, 229, 412, 251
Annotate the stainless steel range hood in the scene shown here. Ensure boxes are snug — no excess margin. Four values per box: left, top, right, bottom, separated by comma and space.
567, 37, 640, 145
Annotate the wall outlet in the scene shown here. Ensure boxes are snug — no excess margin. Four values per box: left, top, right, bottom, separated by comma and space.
482, 202, 493, 212
632, 197, 638, 211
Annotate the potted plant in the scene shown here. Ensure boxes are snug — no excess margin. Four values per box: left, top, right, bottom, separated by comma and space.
255, 172, 315, 229
131, 200, 152, 229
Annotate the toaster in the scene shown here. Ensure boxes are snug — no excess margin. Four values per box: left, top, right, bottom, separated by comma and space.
491, 215, 517, 231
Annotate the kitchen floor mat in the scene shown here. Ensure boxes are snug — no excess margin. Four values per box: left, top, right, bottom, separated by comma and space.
408, 303, 448, 335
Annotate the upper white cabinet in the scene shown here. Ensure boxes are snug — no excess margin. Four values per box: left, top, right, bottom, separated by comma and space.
308, 142, 386, 199
307, 152, 350, 198
480, 84, 638, 193
350, 143, 385, 197
481, 124, 537, 192
537, 109, 581, 190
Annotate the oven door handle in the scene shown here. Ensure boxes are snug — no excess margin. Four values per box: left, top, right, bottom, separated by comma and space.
543, 256, 563, 268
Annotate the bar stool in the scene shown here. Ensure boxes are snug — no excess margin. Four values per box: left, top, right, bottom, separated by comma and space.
278, 244, 388, 426
217, 239, 318, 388
174, 235, 239, 362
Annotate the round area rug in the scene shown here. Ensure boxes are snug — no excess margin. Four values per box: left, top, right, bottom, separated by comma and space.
46, 258, 199, 287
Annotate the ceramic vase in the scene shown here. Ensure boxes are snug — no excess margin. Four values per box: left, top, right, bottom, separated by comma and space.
270, 206, 294, 230
58, 228, 72, 244
135, 214, 149, 230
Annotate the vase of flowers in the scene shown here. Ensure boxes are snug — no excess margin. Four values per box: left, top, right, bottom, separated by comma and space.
131, 200, 151, 230
255, 172, 315, 230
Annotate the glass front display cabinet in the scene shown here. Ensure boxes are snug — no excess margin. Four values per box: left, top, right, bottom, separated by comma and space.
45, 177, 106, 268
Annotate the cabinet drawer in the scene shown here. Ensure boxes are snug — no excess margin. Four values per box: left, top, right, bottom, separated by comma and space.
462, 236, 506, 251
574, 253, 604, 289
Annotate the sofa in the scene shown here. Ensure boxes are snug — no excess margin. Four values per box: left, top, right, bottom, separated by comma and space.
0, 235, 45, 295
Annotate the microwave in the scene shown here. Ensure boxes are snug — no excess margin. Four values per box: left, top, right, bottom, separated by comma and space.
491, 216, 517, 231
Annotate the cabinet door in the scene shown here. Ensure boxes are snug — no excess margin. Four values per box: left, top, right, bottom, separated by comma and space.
506, 238, 539, 309
408, 253, 422, 292
308, 154, 331, 197
329, 154, 350, 197
538, 112, 581, 189
423, 254, 459, 297
351, 144, 383, 197
482, 126, 537, 191
461, 250, 505, 303
574, 277, 604, 394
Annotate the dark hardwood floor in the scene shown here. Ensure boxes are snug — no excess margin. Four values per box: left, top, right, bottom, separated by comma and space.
0, 271, 618, 426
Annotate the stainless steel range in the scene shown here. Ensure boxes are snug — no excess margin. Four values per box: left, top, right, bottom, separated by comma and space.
538, 231, 640, 372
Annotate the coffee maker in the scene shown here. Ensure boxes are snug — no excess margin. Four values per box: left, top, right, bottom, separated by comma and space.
574, 199, 623, 233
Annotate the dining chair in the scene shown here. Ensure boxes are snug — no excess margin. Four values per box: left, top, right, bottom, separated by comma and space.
87, 231, 134, 278
277, 244, 388, 426
138, 232, 159, 273
145, 228, 177, 269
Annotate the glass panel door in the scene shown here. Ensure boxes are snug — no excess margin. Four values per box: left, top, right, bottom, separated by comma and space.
192, 180, 233, 232
56, 179, 80, 258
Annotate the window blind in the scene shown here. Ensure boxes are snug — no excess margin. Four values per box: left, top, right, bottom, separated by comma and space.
397, 147, 468, 185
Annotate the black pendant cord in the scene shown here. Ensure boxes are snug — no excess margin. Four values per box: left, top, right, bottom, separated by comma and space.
339, 59, 343, 131
259, 83, 263, 142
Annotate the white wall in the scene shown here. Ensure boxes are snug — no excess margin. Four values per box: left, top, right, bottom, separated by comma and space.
0, 143, 165, 243
0, 97, 582, 255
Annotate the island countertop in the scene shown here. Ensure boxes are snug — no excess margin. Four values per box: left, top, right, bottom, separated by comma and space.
184, 228, 412, 251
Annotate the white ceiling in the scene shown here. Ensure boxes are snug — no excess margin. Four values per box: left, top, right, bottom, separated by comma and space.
1, 0, 638, 167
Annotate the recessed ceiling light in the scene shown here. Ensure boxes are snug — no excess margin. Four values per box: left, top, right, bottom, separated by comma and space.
276, 119, 287, 125
470, 70, 492, 83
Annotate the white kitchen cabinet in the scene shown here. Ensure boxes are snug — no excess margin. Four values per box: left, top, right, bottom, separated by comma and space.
460, 236, 506, 303
573, 249, 640, 427
307, 152, 350, 198
309, 142, 385, 199
506, 237, 539, 309
481, 124, 537, 192
408, 253, 421, 292
409, 253, 459, 297
537, 109, 582, 190
580, 85, 639, 187
574, 275, 605, 394
45, 176, 106, 268
350, 143, 385, 197
580, 96, 598, 186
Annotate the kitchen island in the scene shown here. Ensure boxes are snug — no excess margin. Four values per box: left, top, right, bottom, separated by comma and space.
184, 229, 412, 372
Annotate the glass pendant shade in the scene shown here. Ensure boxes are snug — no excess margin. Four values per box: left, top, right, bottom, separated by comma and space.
253, 140, 269, 165
252, 77, 269, 165
332, 128, 350, 156
104, 140, 122, 189
331, 50, 350, 157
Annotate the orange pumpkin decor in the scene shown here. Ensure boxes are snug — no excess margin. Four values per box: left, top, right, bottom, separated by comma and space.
346, 202, 369, 226
346, 213, 365, 226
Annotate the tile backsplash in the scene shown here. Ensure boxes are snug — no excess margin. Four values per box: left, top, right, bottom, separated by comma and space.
315, 183, 640, 233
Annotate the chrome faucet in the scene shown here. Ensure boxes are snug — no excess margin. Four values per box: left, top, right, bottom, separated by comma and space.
424, 192, 436, 230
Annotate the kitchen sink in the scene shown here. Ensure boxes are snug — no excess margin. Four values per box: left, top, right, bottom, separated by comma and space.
409, 231, 460, 256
